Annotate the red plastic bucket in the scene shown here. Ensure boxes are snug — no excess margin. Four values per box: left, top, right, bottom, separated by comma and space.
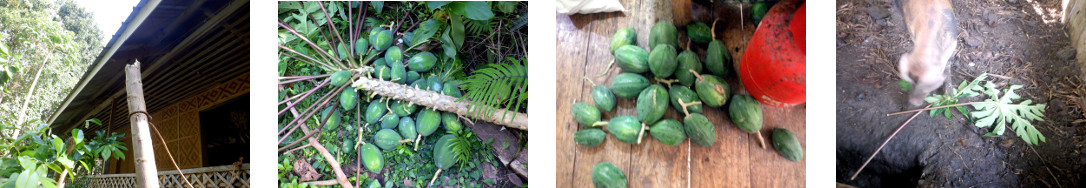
739, 1, 806, 107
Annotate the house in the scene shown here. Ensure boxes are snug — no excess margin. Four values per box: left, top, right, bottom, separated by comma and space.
47, 0, 250, 186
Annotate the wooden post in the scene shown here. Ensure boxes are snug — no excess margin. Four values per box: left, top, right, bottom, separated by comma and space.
125, 61, 161, 187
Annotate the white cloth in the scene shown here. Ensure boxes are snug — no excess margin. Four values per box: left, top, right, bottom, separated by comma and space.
556, 0, 626, 14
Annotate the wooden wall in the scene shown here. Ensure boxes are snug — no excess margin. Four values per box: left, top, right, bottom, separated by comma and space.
1070, 0, 1086, 72
108, 73, 250, 173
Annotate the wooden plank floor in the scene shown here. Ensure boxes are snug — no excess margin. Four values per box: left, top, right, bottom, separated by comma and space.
556, 0, 806, 187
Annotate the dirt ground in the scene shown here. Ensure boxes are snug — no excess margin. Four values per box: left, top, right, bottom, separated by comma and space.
836, 0, 1086, 187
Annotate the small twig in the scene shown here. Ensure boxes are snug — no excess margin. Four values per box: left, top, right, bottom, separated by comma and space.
754, 131, 766, 149
636, 123, 647, 144
1027, 144, 1063, 188
597, 59, 615, 77
851, 105, 931, 180
656, 77, 678, 88
886, 102, 993, 116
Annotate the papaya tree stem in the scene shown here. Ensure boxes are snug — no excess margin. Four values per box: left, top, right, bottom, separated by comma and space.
597, 59, 615, 77
278, 20, 342, 66
583, 76, 597, 87
352, 75, 529, 130
414, 134, 422, 151
689, 69, 704, 82
655, 77, 678, 88
428, 168, 444, 188
754, 131, 766, 149
636, 123, 647, 144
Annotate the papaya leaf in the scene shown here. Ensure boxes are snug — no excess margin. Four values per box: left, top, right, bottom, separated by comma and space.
970, 84, 1047, 145
926, 73, 987, 118
449, 14, 465, 49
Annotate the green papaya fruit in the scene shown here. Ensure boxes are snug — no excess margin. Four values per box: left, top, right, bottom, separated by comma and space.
649, 21, 678, 49
442, 112, 462, 133
649, 119, 686, 146
427, 75, 444, 92
406, 71, 420, 83
411, 77, 429, 90
338, 42, 350, 60
373, 57, 387, 67
356, 37, 369, 55
371, 28, 393, 51
407, 52, 437, 72
752, 1, 770, 26
330, 70, 352, 86
398, 117, 418, 139
610, 28, 637, 53
571, 102, 602, 126
772, 128, 803, 162
342, 139, 355, 154
375, 65, 391, 81
380, 113, 400, 129
592, 85, 616, 112
360, 144, 383, 173
340, 88, 359, 110
592, 162, 628, 188
374, 128, 403, 150
385, 46, 403, 64
365, 100, 388, 125
433, 134, 458, 170
636, 84, 668, 125
391, 100, 417, 116
574, 128, 606, 147
648, 45, 678, 78
686, 22, 712, 44
415, 109, 441, 136
728, 95, 763, 133
320, 106, 342, 130
443, 82, 462, 98
607, 116, 643, 144
675, 50, 703, 87
694, 75, 729, 107
369, 27, 381, 40
614, 45, 650, 73
389, 59, 407, 84
705, 40, 732, 77
669, 86, 703, 114
684, 113, 716, 146
610, 73, 650, 99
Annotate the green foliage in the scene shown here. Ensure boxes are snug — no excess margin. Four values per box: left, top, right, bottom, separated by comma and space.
459, 57, 527, 121
923, 73, 986, 118
921, 73, 1048, 145
0, 118, 127, 187
0, 0, 103, 124
971, 83, 1047, 145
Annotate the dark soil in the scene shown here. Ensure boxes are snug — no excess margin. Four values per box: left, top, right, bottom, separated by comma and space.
836, 0, 1086, 187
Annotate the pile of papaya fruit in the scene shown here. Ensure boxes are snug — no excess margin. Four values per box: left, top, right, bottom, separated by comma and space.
574, 19, 803, 188
319, 25, 464, 183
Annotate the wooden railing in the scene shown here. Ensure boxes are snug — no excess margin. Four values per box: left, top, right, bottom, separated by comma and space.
76, 164, 250, 188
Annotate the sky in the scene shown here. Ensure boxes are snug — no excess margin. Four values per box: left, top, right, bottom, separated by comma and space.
72, 0, 141, 43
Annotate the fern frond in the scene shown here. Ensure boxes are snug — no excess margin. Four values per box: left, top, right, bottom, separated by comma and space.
458, 58, 527, 122
466, 19, 494, 35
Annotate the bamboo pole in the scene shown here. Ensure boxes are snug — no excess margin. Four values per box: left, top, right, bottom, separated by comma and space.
124, 61, 161, 187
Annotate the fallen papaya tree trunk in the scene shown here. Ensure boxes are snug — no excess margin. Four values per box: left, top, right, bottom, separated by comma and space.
350, 72, 529, 130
